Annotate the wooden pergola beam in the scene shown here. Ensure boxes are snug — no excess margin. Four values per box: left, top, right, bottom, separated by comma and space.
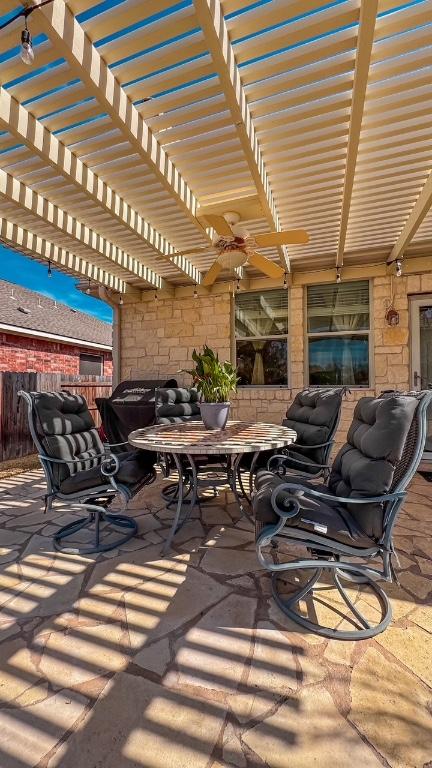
0, 218, 128, 294
193, 0, 288, 269
387, 170, 432, 264
0, 87, 202, 284
336, 0, 378, 267
30, 0, 207, 238
0, 168, 172, 293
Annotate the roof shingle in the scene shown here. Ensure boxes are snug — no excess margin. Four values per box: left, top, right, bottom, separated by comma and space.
0, 280, 112, 348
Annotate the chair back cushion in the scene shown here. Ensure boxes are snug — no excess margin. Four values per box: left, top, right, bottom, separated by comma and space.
32, 391, 104, 487
328, 395, 417, 538
156, 387, 201, 424
282, 388, 342, 464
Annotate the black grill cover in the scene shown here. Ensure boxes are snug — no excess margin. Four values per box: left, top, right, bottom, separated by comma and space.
96, 378, 177, 451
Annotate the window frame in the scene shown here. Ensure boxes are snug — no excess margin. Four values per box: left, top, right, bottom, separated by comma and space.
304, 278, 373, 389
79, 352, 103, 377
232, 288, 290, 388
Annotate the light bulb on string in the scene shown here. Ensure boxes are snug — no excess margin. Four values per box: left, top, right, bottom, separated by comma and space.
20, 16, 34, 66
395, 259, 402, 277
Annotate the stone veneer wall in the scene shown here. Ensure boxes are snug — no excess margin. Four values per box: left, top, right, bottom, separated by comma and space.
120, 273, 432, 456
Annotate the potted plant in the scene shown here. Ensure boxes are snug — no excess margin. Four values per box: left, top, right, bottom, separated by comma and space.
182, 345, 238, 430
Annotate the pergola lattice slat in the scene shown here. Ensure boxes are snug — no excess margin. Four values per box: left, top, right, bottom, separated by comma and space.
0, 168, 170, 292
0, 217, 127, 293
387, 170, 432, 264
0, 87, 202, 284
336, 0, 378, 267
30, 0, 208, 238
193, 0, 288, 269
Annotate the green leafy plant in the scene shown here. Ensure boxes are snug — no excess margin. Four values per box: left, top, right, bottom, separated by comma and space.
182, 345, 238, 403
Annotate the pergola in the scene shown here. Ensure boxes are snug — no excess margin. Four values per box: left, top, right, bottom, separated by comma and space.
0, 0, 431, 300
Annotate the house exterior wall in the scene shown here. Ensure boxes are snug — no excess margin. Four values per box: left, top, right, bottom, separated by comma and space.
0, 332, 113, 376
120, 272, 432, 454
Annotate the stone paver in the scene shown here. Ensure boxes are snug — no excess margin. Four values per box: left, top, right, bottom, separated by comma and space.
0, 468, 431, 768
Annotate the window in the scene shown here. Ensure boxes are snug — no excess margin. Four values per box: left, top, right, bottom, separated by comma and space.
79, 353, 103, 376
307, 280, 370, 387
234, 289, 288, 385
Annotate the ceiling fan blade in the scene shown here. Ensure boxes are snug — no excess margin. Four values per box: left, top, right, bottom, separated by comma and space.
255, 230, 309, 247
248, 251, 285, 279
204, 214, 234, 237
202, 260, 223, 286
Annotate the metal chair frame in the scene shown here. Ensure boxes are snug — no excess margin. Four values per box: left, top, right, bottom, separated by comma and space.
19, 391, 153, 555
256, 392, 432, 640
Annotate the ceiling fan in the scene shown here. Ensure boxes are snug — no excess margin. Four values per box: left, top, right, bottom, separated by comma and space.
179, 213, 309, 286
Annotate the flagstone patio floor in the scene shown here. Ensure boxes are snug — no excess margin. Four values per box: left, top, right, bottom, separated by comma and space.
0, 468, 431, 768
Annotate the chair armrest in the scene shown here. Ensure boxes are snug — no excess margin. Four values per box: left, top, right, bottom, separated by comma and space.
289, 439, 334, 450
103, 440, 130, 449
271, 481, 405, 506
38, 452, 120, 477
267, 454, 330, 472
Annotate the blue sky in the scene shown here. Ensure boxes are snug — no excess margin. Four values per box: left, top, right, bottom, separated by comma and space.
0, 245, 113, 323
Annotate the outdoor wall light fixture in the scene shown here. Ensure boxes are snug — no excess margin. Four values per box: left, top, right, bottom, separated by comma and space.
154, 290, 158, 302
119, 294, 124, 305
85, 278, 91, 295
193, 285, 198, 299
236, 276, 241, 292
395, 259, 402, 277
336, 267, 342, 284
0, 0, 55, 66
283, 272, 288, 289
47, 260, 52, 278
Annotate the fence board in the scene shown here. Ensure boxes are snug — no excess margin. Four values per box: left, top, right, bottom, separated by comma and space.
0, 373, 112, 462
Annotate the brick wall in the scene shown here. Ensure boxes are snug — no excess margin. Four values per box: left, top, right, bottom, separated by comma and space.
0, 332, 113, 376
120, 274, 430, 457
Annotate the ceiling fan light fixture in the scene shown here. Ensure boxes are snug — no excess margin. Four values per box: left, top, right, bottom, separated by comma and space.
217, 248, 247, 269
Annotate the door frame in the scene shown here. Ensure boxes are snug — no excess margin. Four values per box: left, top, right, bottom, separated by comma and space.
410, 294, 432, 389
409, 294, 432, 467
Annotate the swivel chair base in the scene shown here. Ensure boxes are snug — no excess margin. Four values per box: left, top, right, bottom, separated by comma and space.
53, 503, 137, 555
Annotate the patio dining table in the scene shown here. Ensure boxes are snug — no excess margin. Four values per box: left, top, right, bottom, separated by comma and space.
128, 420, 296, 552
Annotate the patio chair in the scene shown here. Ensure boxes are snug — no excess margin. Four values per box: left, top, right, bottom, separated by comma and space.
253, 391, 432, 639
19, 390, 156, 554
240, 387, 345, 496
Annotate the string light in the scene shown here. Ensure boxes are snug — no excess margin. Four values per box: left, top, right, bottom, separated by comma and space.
336, 267, 341, 284
0, 1, 56, 66
395, 259, 402, 277
47, 260, 52, 278
85, 278, 91, 295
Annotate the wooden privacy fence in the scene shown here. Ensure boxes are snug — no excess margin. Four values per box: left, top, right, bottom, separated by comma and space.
0, 372, 112, 462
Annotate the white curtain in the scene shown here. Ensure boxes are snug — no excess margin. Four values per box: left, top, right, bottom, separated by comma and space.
332, 285, 366, 384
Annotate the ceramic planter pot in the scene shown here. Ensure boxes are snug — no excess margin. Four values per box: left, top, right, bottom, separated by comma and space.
200, 402, 230, 430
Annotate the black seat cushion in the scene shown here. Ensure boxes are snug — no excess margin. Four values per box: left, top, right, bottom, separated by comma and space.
31, 391, 157, 493
282, 387, 343, 465
156, 387, 201, 423
253, 471, 375, 548
60, 450, 156, 495
328, 395, 417, 539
